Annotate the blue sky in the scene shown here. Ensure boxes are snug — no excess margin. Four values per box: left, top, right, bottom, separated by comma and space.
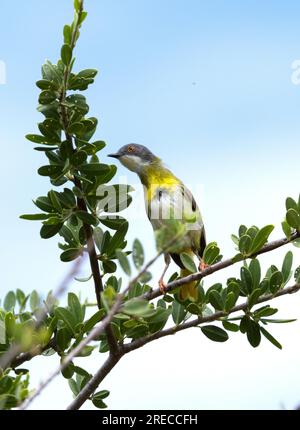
0, 0, 300, 410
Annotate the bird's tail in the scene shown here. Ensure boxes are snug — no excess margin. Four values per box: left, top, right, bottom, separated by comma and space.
179, 268, 198, 302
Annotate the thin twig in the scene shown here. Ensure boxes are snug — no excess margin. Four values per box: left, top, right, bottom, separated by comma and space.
124, 283, 300, 352
0, 258, 82, 370
20, 248, 164, 409
144, 231, 300, 301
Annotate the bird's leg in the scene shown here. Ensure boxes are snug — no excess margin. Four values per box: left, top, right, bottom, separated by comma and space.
158, 253, 171, 294
198, 258, 209, 272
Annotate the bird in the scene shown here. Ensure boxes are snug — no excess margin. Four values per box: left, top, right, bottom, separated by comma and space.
108, 144, 206, 301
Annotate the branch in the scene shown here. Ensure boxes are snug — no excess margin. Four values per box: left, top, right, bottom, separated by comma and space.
57, 1, 119, 356
0, 258, 82, 370
67, 354, 121, 410
124, 283, 300, 353
19, 300, 122, 410
11, 339, 57, 369
20, 249, 164, 409
65, 280, 300, 410
145, 231, 300, 301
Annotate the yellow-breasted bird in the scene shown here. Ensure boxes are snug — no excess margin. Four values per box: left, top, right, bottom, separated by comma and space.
108, 144, 206, 301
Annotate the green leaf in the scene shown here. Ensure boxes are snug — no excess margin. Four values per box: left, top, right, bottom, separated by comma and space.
248, 288, 261, 309
260, 318, 296, 324
92, 390, 110, 401
61, 44, 72, 65
286, 197, 299, 212
79, 163, 110, 175
260, 326, 282, 350
180, 253, 197, 273
222, 320, 239, 332
116, 249, 131, 276
70, 150, 87, 166
208, 290, 224, 310
26, 134, 57, 144
82, 309, 105, 333
294, 266, 300, 283
93, 227, 103, 252
34, 196, 55, 213
68, 293, 84, 324
38, 90, 57, 105
282, 251, 293, 284
99, 216, 127, 230
248, 259, 261, 289
249, 225, 274, 254
286, 209, 300, 230
238, 234, 252, 255
231, 234, 239, 246
238, 225, 247, 237
20, 213, 50, 221
78, 69, 98, 79
74, 345, 94, 357
40, 223, 62, 239
269, 271, 284, 293
102, 260, 117, 273
203, 242, 221, 265
60, 248, 81, 262
5, 312, 16, 338
92, 398, 107, 409
239, 315, 249, 333
293, 239, 300, 248
76, 211, 98, 226
281, 220, 292, 239
4, 291, 16, 312
63, 25, 72, 44
246, 226, 259, 239
172, 301, 187, 325
29, 290, 40, 311
253, 306, 278, 318
38, 165, 62, 177
68, 378, 79, 396
106, 222, 128, 255
56, 328, 72, 351
246, 319, 261, 347
16, 289, 26, 307
36, 79, 58, 90
224, 292, 237, 311
201, 325, 229, 342
55, 307, 76, 334
61, 360, 75, 379
132, 239, 144, 269
48, 190, 62, 212
240, 266, 253, 294
122, 299, 155, 317
58, 188, 77, 208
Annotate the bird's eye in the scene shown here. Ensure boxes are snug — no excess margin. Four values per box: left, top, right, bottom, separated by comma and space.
127, 145, 134, 153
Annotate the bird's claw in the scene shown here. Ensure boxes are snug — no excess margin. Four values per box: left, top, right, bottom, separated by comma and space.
199, 261, 209, 272
159, 279, 167, 294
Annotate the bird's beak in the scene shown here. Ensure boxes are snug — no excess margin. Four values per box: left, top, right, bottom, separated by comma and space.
108, 153, 121, 159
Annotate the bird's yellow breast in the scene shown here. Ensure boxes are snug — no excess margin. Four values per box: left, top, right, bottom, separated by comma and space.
141, 166, 181, 201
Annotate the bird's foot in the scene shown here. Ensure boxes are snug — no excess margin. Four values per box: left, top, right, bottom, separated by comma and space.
198, 261, 209, 272
158, 279, 167, 294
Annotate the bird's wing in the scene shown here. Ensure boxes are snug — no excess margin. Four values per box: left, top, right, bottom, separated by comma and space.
180, 184, 206, 257
145, 182, 206, 257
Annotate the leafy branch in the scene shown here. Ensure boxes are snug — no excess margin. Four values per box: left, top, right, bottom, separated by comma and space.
67, 282, 300, 410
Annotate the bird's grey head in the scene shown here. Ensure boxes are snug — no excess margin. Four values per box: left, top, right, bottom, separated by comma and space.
108, 144, 158, 173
